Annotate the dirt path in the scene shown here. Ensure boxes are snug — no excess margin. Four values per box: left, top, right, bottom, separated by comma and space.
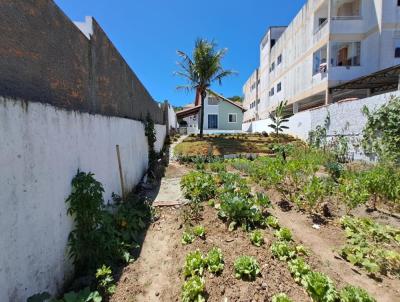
267, 193, 400, 302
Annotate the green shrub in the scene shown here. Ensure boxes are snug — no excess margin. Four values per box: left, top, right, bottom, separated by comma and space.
183, 250, 206, 277
275, 227, 293, 241
208, 161, 227, 172
271, 293, 293, 302
301, 271, 338, 302
181, 276, 206, 302
362, 97, 400, 163
296, 176, 327, 214
339, 285, 376, 302
206, 247, 224, 274
271, 241, 296, 261
234, 256, 261, 280
182, 231, 195, 245
250, 230, 264, 247
287, 258, 311, 283
325, 161, 344, 182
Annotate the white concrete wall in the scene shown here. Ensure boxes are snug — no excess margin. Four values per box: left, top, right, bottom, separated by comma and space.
0, 97, 166, 301
167, 104, 178, 131
243, 91, 399, 157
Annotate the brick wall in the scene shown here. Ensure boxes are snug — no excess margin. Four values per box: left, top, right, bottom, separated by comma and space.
0, 0, 164, 124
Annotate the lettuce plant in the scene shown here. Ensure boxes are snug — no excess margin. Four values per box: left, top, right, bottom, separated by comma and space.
183, 250, 206, 277
275, 227, 293, 241
288, 258, 311, 283
193, 225, 206, 239
234, 256, 260, 280
181, 276, 206, 302
206, 247, 224, 274
271, 241, 296, 261
182, 231, 195, 245
271, 293, 293, 302
266, 216, 280, 229
339, 285, 376, 302
250, 230, 264, 247
301, 271, 338, 302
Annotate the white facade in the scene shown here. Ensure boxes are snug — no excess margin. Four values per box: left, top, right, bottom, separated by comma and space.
0, 97, 166, 301
243, 0, 400, 119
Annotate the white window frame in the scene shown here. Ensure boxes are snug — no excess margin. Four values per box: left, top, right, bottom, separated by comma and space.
228, 113, 237, 123
207, 96, 219, 106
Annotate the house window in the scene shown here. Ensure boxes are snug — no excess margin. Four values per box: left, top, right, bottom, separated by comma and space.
395, 47, 400, 58
228, 114, 237, 123
277, 54, 282, 65
208, 114, 218, 129
398, 0, 400, 6
208, 96, 219, 105
277, 82, 282, 92
331, 42, 361, 67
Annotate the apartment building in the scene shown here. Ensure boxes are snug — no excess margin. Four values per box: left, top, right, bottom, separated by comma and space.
243, 0, 400, 120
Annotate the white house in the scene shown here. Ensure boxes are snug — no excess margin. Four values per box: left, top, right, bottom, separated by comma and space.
177, 90, 245, 134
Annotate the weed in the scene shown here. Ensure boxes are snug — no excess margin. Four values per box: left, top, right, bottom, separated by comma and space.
96, 265, 116, 296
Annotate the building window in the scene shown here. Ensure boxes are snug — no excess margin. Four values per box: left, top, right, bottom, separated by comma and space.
313, 45, 328, 74
269, 87, 275, 96
228, 113, 237, 123
332, 0, 361, 18
277, 82, 282, 92
208, 114, 218, 129
257, 99, 260, 104
277, 54, 282, 65
395, 48, 400, 58
270, 62, 275, 72
398, 0, 400, 6
331, 42, 361, 67
208, 96, 219, 105
271, 39, 276, 48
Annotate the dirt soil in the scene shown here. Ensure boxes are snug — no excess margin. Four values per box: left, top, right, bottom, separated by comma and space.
111, 161, 400, 302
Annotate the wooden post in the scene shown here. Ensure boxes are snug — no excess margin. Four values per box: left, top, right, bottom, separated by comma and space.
116, 145, 126, 201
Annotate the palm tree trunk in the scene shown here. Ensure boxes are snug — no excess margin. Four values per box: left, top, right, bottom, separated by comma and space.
199, 90, 207, 138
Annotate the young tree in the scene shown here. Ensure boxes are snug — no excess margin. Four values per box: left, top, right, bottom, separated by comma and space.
268, 100, 291, 135
175, 39, 235, 137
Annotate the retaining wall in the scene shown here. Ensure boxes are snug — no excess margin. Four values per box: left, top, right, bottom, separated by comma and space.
0, 97, 165, 301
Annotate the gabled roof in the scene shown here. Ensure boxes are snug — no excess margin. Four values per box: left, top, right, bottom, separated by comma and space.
176, 105, 201, 119
207, 89, 246, 112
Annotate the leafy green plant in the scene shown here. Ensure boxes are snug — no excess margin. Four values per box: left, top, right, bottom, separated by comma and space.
181, 276, 206, 302
52, 288, 102, 302
271, 293, 293, 302
339, 285, 376, 302
206, 247, 224, 274
269, 100, 291, 135
266, 216, 280, 229
181, 171, 217, 202
183, 250, 206, 277
271, 241, 296, 261
208, 161, 226, 172
275, 227, 292, 241
181, 232, 195, 245
338, 174, 370, 214
65, 171, 120, 273
301, 271, 338, 302
193, 225, 206, 239
296, 176, 327, 214
234, 256, 261, 280
325, 161, 344, 182
362, 97, 400, 163
144, 114, 157, 174
250, 230, 264, 247
288, 258, 311, 283
96, 265, 116, 296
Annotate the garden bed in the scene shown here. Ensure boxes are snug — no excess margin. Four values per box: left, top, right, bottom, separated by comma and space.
174, 133, 300, 156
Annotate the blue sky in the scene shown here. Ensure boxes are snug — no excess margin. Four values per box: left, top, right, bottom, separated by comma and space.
55, 0, 305, 107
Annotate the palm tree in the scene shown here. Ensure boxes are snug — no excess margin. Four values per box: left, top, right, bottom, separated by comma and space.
268, 100, 291, 135
175, 38, 235, 137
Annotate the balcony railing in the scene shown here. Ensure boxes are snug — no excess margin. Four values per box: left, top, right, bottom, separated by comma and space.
331, 15, 362, 21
